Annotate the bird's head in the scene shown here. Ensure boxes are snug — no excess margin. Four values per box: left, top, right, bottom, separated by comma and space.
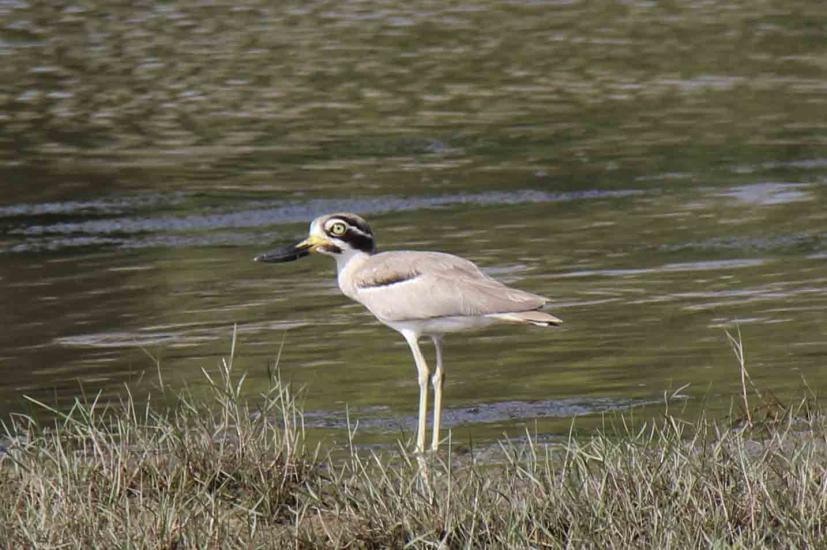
254, 212, 376, 264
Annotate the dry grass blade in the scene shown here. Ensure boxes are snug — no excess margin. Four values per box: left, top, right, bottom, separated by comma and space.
726, 326, 754, 427
0, 335, 825, 547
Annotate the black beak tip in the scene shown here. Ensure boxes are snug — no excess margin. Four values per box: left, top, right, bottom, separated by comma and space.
254, 252, 288, 263
253, 241, 311, 263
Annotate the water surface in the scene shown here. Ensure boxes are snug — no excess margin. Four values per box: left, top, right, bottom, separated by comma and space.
2, 1, 826, 447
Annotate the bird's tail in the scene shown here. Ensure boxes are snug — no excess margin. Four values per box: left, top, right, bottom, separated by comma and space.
487, 310, 563, 327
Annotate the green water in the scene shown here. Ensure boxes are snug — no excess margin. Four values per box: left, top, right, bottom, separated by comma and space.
1, 1, 826, 447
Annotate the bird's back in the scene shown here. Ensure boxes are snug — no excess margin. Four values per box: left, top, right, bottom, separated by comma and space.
346, 250, 548, 323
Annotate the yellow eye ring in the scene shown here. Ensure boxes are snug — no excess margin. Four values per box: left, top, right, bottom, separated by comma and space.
329, 222, 347, 236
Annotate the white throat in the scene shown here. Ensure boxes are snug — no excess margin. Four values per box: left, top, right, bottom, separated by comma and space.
334, 248, 371, 299
334, 247, 369, 273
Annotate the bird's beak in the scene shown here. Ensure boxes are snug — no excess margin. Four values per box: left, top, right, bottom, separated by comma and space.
254, 235, 329, 263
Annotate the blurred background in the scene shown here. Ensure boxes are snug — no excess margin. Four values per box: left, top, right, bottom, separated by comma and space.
1, 1, 826, 447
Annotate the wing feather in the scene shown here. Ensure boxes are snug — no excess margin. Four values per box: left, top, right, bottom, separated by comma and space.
351, 251, 548, 322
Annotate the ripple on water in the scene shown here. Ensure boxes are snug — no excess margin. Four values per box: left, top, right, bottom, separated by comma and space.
718, 182, 812, 206
3, 188, 643, 253
0, 193, 185, 218
732, 158, 827, 174
661, 233, 827, 254
558, 258, 766, 279
55, 319, 308, 351
302, 396, 661, 432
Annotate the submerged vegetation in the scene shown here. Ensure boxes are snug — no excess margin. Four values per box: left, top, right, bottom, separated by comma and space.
1, 337, 825, 548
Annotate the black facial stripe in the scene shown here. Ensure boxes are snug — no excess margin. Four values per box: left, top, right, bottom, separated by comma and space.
343, 229, 376, 253
345, 226, 369, 238
322, 214, 376, 253
332, 215, 373, 237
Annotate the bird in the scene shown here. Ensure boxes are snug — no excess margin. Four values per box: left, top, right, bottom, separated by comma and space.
255, 212, 562, 453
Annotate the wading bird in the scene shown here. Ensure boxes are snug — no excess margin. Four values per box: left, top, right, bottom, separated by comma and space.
255, 213, 562, 452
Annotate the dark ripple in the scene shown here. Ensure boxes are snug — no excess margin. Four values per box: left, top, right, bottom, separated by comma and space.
661, 232, 827, 254
5, 188, 641, 252
0, 193, 185, 218
303, 396, 657, 432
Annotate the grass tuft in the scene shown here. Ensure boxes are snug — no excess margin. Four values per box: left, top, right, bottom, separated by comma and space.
1, 337, 826, 547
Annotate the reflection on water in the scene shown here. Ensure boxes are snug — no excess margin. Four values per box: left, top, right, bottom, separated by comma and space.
304, 396, 661, 432
3, 189, 640, 252
720, 183, 813, 206
1, 0, 826, 447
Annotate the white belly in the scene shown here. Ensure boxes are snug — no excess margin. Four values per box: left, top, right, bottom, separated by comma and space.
382, 315, 497, 337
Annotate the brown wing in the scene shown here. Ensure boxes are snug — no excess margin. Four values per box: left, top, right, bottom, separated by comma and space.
352, 251, 548, 322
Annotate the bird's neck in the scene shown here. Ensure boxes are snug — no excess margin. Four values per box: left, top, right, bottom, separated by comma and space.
335, 248, 371, 298
335, 246, 371, 269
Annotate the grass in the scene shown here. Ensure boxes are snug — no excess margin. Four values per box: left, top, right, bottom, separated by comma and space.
1, 333, 826, 548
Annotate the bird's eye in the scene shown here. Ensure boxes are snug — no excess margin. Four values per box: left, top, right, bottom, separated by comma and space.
329, 222, 347, 236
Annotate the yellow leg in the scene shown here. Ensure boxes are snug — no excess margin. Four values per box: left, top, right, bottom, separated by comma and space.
403, 331, 429, 453
430, 337, 445, 452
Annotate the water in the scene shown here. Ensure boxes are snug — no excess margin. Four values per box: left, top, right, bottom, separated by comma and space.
2, 1, 826, 447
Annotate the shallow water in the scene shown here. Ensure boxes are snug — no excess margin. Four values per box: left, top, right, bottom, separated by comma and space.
2, 1, 826, 447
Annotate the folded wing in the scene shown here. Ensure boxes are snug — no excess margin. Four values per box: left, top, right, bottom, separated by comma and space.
352, 251, 548, 322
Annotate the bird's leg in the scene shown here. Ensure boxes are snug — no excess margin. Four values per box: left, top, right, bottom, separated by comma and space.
430, 336, 445, 452
403, 331, 430, 454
